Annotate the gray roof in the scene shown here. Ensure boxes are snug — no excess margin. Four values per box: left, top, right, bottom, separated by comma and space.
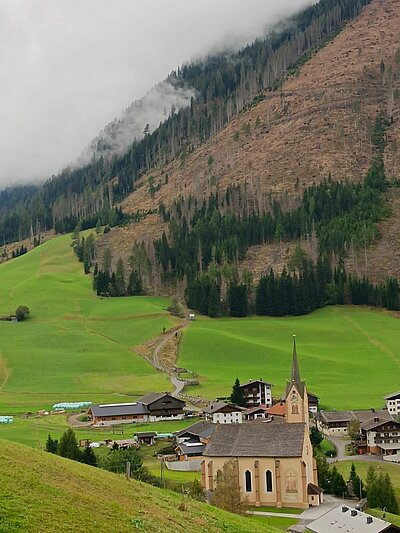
384, 391, 400, 400
306, 505, 398, 533
245, 407, 268, 415
174, 420, 216, 439
318, 411, 356, 424
203, 420, 305, 457
361, 417, 399, 432
135, 431, 157, 438
354, 409, 390, 423
177, 442, 205, 455
240, 379, 273, 387
203, 401, 244, 414
90, 402, 149, 417
138, 392, 184, 405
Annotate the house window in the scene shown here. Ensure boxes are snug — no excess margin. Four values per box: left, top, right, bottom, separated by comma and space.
245, 470, 252, 492
266, 470, 273, 493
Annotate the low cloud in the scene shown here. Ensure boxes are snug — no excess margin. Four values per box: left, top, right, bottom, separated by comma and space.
0, 0, 314, 187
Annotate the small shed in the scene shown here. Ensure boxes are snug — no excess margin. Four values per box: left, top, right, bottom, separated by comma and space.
135, 431, 157, 446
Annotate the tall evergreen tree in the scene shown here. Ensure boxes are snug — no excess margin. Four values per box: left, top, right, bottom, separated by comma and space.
230, 378, 246, 407
81, 444, 97, 467
58, 428, 82, 462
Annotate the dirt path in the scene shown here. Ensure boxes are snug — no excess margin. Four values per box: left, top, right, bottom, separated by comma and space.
133, 320, 193, 398
342, 312, 400, 368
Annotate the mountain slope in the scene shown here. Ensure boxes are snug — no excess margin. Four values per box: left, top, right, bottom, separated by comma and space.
0, 439, 278, 533
96, 0, 400, 282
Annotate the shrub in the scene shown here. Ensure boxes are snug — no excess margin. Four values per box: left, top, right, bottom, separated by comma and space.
15, 305, 30, 321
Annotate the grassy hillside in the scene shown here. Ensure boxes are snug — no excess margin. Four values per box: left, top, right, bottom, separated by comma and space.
178, 306, 400, 409
0, 235, 173, 414
0, 439, 278, 533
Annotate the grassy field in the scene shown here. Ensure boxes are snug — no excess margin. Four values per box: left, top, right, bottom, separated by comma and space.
0, 438, 279, 533
178, 307, 400, 409
0, 234, 174, 415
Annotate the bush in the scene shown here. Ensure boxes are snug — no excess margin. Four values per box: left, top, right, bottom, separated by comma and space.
15, 305, 30, 321
167, 298, 185, 318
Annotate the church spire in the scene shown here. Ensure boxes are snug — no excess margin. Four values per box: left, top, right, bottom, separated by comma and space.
291, 334, 301, 384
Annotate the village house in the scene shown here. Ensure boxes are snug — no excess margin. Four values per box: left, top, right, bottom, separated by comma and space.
307, 392, 319, 414
138, 392, 186, 421
385, 391, 400, 418
243, 406, 269, 421
316, 409, 392, 438
202, 337, 322, 509
203, 401, 245, 424
239, 379, 273, 407
359, 416, 400, 456
174, 420, 216, 462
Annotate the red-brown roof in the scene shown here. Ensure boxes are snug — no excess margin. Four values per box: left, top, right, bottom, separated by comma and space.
266, 403, 286, 417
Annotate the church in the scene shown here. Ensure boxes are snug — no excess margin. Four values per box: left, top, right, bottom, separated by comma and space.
201, 336, 322, 508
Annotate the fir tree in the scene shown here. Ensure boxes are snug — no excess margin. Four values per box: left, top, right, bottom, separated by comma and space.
45, 434, 58, 454
81, 444, 97, 467
230, 378, 246, 407
58, 428, 82, 462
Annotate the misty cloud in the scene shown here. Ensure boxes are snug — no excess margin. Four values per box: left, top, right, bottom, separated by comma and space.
78, 81, 196, 164
0, 0, 315, 188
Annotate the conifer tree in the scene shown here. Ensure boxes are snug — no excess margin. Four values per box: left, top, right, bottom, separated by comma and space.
45, 434, 58, 454
115, 258, 126, 296
230, 378, 246, 407
58, 428, 82, 462
81, 444, 97, 467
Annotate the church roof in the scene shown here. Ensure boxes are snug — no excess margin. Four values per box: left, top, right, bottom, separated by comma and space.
203, 420, 305, 457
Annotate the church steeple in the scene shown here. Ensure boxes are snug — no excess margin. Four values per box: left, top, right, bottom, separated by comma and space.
285, 335, 309, 425
291, 334, 301, 385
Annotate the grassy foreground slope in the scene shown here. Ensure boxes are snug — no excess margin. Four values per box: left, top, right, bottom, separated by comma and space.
0, 439, 277, 533
0, 235, 172, 413
179, 307, 400, 409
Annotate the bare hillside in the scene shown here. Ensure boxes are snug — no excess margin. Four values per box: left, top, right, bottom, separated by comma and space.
97, 0, 400, 280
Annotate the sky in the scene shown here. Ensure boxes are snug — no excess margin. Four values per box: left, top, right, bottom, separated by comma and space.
0, 0, 314, 188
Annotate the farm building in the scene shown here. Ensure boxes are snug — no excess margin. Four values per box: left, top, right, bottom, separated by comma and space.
89, 402, 149, 426
135, 432, 157, 446
89, 393, 186, 426
137, 392, 186, 421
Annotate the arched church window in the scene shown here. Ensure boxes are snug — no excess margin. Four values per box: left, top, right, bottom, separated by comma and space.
245, 470, 252, 492
292, 404, 299, 415
266, 470, 273, 492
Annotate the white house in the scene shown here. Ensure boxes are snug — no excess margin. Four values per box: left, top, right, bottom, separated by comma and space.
240, 379, 273, 407
203, 401, 244, 424
385, 391, 400, 417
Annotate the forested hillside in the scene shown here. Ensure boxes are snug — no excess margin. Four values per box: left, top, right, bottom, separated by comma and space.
0, 0, 371, 244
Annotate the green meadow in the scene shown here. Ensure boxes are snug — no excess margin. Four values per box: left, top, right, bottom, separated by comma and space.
0, 234, 173, 414
178, 307, 400, 409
